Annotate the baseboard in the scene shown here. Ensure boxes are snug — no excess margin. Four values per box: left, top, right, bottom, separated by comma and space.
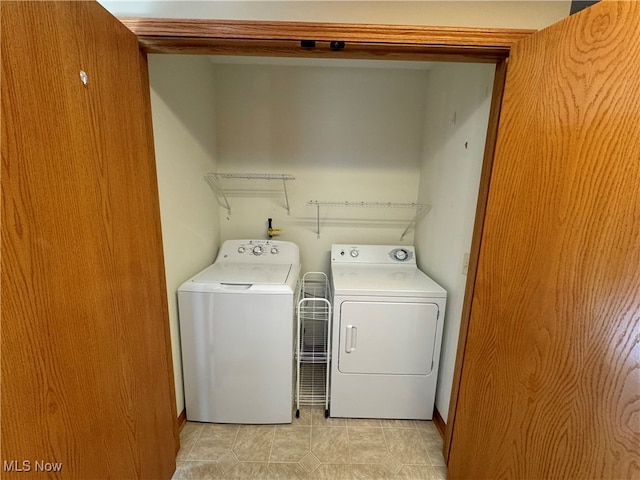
178, 409, 187, 432
433, 407, 446, 439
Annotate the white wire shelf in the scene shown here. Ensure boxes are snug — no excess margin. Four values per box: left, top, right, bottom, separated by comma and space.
297, 363, 328, 406
307, 200, 431, 240
295, 272, 332, 417
206, 173, 295, 216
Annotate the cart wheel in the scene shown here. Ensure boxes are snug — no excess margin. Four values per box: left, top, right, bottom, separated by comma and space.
296, 409, 300, 418
324, 409, 329, 418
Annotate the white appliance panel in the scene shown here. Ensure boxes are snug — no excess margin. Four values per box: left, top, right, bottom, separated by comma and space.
190, 262, 292, 285
177, 239, 300, 424
338, 301, 439, 375
178, 290, 294, 424
329, 244, 447, 420
331, 264, 446, 297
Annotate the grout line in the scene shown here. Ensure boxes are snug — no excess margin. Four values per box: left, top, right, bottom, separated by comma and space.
345, 419, 352, 465
228, 424, 241, 465
180, 423, 204, 461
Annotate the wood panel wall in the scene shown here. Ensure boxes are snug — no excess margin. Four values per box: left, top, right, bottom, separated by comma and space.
1, 2, 178, 478
448, 2, 640, 478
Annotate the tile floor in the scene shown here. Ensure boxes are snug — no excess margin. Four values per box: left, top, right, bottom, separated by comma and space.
172, 407, 448, 479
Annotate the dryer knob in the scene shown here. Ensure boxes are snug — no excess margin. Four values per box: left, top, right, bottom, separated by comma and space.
394, 249, 409, 261
350, 249, 359, 258
253, 246, 263, 255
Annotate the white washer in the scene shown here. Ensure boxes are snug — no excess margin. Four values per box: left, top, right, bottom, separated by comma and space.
178, 239, 300, 424
329, 244, 446, 420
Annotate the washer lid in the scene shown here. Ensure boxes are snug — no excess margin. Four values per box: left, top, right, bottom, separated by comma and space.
189, 262, 292, 285
331, 264, 446, 297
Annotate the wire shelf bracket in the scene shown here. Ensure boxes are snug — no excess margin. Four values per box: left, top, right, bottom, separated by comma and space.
206, 173, 295, 216
307, 200, 431, 240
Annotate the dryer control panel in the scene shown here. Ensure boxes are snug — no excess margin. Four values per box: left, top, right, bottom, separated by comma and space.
331, 244, 415, 265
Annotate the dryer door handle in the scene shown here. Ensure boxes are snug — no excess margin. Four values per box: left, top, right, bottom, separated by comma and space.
345, 325, 358, 353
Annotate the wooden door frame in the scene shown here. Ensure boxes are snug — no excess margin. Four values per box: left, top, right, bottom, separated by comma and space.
119, 17, 528, 463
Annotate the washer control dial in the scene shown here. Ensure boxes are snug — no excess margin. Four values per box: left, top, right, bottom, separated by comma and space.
237, 246, 246, 254
271, 247, 279, 255
252, 245, 263, 256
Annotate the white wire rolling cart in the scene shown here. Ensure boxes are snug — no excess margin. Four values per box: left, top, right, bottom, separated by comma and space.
295, 272, 332, 418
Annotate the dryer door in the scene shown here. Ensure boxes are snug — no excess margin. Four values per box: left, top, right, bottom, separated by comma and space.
338, 301, 439, 375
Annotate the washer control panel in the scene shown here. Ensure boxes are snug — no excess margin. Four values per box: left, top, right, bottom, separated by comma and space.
218, 239, 299, 264
331, 244, 416, 264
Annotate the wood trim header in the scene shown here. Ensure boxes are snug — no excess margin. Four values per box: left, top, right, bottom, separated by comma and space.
120, 18, 534, 61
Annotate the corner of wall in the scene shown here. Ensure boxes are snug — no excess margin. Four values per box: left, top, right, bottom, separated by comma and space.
149, 55, 221, 415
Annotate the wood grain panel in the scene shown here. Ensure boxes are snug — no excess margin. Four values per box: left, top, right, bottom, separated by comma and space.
132, 38, 506, 63
119, 18, 533, 60
449, 2, 640, 479
1, 2, 177, 478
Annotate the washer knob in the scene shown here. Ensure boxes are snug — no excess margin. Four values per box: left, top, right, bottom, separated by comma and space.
253, 246, 263, 255
271, 247, 279, 255
237, 246, 246, 254
350, 249, 359, 258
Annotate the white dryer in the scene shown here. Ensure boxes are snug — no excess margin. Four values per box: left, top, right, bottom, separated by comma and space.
178, 239, 300, 424
329, 244, 446, 420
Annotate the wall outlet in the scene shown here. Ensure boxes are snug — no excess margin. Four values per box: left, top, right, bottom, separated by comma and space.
462, 252, 470, 276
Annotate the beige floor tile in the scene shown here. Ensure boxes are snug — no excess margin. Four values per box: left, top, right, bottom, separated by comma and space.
176, 423, 204, 461
396, 465, 440, 480
383, 429, 430, 465
419, 430, 443, 451
270, 426, 311, 462
309, 464, 353, 480
348, 427, 388, 464
172, 461, 224, 479
414, 421, 438, 432
311, 427, 350, 463
313, 409, 347, 426
299, 452, 321, 473
233, 425, 275, 461
433, 466, 447, 479
176, 418, 447, 479
187, 431, 237, 462
181, 422, 205, 437
292, 407, 313, 426
351, 464, 393, 480
426, 447, 446, 467
198, 423, 240, 436
381, 453, 402, 476
225, 461, 270, 479
380, 419, 417, 428
217, 451, 239, 472
347, 418, 382, 428
266, 463, 309, 480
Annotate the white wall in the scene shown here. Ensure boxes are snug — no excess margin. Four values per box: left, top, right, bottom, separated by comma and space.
414, 62, 494, 422
100, 1, 570, 30
212, 62, 429, 273
149, 55, 221, 414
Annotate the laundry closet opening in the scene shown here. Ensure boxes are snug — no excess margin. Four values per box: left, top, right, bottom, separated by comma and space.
147, 53, 495, 426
